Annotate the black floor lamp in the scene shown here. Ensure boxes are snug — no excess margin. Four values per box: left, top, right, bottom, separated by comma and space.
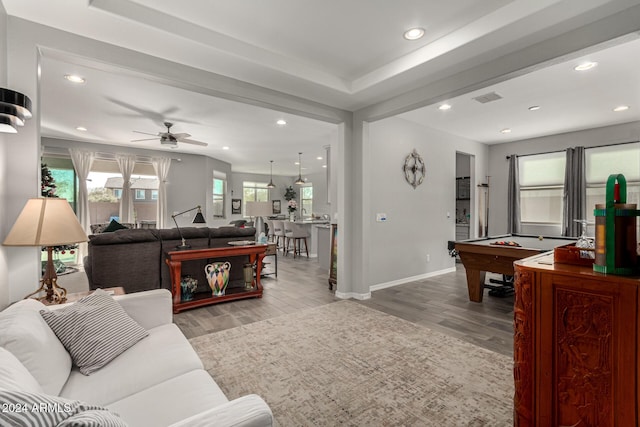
171, 205, 206, 250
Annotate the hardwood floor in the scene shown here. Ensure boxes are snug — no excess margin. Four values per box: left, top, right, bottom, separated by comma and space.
174, 255, 514, 357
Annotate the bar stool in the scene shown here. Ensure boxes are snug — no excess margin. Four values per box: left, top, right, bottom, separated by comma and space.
284, 221, 310, 258
264, 219, 275, 242
272, 220, 285, 252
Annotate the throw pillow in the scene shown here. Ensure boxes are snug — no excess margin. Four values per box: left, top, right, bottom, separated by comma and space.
102, 219, 127, 233
0, 389, 128, 427
0, 347, 43, 393
0, 299, 72, 395
40, 289, 148, 375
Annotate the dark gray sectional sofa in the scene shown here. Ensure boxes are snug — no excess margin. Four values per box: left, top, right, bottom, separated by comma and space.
84, 226, 256, 294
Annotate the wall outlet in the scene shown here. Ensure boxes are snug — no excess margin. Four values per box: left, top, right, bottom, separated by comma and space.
426, 254, 430, 262
376, 213, 387, 222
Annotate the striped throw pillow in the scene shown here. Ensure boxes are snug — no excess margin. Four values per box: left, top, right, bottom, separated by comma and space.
0, 389, 128, 426
40, 289, 148, 375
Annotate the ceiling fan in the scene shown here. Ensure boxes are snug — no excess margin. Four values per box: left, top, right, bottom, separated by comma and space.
132, 122, 208, 148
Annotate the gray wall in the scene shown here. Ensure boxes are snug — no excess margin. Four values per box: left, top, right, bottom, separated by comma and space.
488, 120, 640, 236
366, 117, 488, 286
229, 169, 330, 219
42, 137, 233, 229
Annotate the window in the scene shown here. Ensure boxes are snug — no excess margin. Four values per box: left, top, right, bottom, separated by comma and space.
301, 185, 313, 217
41, 156, 78, 265
151, 190, 158, 200
213, 172, 226, 218
87, 160, 158, 225
518, 152, 565, 225
41, 157, 77, 212
242, 181, 269, 217
585, 142, 640, 232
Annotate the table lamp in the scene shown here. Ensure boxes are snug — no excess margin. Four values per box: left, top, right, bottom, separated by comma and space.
246, 201, 273, 241
3, 198, 88, 304
171, 205, 206, 250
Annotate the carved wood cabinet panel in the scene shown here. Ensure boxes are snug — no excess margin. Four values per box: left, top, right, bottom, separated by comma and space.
514, 256, 639, 427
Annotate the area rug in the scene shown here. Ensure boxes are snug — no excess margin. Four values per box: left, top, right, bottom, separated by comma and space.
190, 301, 514, 426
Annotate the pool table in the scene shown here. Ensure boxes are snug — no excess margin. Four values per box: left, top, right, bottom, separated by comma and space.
455, 234, 576, 302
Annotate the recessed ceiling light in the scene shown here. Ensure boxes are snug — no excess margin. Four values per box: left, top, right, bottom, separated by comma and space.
76, 126, 87, 131
500, 128, 512, 134
222, 146, 230, 150
317, 156, 323, 160
438, 104, 452, 111
403, 27, 425, 41
574, 62, 598, 71
528, 106, 540, 111
322, 165, 327, 168
64, 74, 86, 84
276, 119, 287, 126
294, 161, 300, 165
613, 105, 630, 112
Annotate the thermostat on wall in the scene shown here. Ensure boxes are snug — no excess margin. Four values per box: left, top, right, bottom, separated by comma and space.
376, 213, 387, 222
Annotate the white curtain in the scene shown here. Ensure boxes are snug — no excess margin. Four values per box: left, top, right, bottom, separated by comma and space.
69, 148, 95, 261
152, 157, 171, 228
116, 154, 136, 223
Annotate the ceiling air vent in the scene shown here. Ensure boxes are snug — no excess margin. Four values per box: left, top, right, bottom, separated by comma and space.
473, 92, 503, 104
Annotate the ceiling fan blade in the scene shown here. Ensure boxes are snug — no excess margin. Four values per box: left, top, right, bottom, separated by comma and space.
133, 130, 160, 136
180, 139, 208, 147
131, 137, 159, 142
172, 133, 191, 139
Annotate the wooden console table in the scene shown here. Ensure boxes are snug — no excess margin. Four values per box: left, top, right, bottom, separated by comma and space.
165, 245, 267, 313
514, 253, 640, 426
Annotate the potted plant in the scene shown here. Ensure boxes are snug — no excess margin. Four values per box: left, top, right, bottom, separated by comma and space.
284, 186, 297, 201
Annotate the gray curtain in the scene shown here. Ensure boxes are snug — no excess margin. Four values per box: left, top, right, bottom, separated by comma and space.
507, 155, 521, 234
562, 146, 586, 237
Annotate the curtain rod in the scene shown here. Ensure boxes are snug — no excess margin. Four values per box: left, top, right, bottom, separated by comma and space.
505, 139, 639, 159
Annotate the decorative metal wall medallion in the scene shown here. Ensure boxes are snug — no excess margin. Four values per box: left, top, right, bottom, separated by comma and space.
402, 149, 425, 189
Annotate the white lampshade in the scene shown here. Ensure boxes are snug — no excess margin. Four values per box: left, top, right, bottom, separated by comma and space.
3, 198, 88, 246
246, 201, 273, 217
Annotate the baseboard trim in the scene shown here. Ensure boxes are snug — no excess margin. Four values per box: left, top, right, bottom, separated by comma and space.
369, 267, 457, 292
335, 291, 371, 300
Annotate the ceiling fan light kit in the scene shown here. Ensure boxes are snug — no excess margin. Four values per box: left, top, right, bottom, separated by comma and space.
132, 121, 208, 148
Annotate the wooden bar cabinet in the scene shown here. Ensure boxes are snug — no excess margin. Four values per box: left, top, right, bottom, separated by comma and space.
513, 253, 640, 426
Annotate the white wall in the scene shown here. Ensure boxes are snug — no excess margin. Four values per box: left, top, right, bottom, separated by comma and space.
4, 15, 40, 305
0, 1, 8, 309
366, 117, 488, 288
488, 121, 640, 236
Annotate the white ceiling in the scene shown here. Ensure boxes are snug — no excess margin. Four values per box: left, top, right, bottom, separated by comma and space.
3, 0, 640, 174
400, 37, 640, 143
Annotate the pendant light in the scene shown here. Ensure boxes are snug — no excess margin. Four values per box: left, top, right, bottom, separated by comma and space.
294, 152, 305, 185
267, 160, 276, 188
0, 88, 32, 133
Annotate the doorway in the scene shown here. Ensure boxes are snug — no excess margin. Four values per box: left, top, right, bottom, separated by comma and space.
455, 153, 472, 241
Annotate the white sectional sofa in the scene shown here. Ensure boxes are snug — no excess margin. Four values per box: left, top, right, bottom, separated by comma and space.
0, 289, 273, 427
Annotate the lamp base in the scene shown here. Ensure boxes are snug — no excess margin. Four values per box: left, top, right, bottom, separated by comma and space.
25, 277, 67, 305
26, 247, 67, 304
175, 238, 191, 250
